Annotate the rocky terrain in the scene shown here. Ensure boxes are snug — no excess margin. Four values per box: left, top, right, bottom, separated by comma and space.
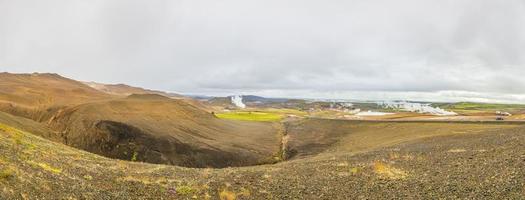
1, 117, 524, 199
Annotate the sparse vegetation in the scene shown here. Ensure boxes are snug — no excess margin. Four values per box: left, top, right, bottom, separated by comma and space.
131, 151, 138, 162
175, 185, 197, 195
238, 187, 251, 197
219, 188, 237, 200
447, 149, 467, 153
350, 167, 360, 175
0, 168, 15, 180
83, 175, 93, 180
28, 161, 62, 174
1, 114, 525, 199
373, 161, 408, 180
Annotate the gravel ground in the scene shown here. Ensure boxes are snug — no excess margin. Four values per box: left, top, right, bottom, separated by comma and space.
1, 122, 525, 199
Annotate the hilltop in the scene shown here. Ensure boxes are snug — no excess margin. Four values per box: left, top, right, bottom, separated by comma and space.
83, 81, 184, 98
0, 72, 110, 120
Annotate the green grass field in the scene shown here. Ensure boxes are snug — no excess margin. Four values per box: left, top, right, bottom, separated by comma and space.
215, 111, 283, 122
433, 102, 525, 114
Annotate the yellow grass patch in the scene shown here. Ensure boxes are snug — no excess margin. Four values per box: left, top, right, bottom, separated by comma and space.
448, 149, 467, 153
0, 167, 15, 180
83, 175, 93, 180
175, 185, 197, 195
238, 187, 251, 197
373, 161, 407, 180
219, 188, 236, 200
27, 161, 62, 174
350, 167, 360, 175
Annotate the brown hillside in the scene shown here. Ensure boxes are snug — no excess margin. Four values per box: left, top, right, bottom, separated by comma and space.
0, 73, 280, 168
46, 94, 281, 167
0, 73, 110, 107
0, 72, 112, 120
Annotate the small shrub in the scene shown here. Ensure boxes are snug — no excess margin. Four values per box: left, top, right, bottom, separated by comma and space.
14, 137, 23, 146
0, 168, 15, 180
350, 167, 360, 175
83, 175, 93, 180
389, 152, 400, 159
219, 188, 236, 200
131, 152, 138, 162
176, 185, 197, 195
238, 187, 250, 197
373, 161, 407, 180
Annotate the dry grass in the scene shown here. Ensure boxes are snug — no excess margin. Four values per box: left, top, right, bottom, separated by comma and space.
0, 167, 15, 180
219, 188, 237, 200
350, 167, 360, 175
238, 187, 251, 197
373, 161, 408, 180
175, 185, 197, 195
27, 161, 62, 174
448, 149, 467, 153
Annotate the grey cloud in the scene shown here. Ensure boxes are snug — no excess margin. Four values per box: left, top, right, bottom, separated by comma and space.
0, 0, 524, 102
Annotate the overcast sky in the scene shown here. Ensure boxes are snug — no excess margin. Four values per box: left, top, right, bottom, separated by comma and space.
1, 0, 524, 103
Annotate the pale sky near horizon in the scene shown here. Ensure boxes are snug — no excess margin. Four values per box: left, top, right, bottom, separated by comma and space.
1, 0, 524, 103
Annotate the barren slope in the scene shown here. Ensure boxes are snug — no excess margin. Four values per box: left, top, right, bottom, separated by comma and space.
0, 111, 59, 142
283, 119, 521, 159
1, 118, 524, 199
46, 94, 280, 167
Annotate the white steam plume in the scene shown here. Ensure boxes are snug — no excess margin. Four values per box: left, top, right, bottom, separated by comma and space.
231, 95, 246, 108
355, 111, 394, 116
378, 101, 456, 116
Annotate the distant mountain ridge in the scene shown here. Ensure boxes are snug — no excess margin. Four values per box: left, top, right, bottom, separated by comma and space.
82, 81, 184, 98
